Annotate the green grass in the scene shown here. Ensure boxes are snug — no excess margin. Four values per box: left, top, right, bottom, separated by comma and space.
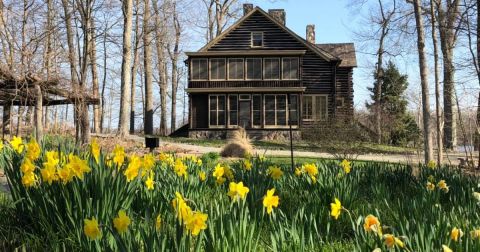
161, 137, 416, 155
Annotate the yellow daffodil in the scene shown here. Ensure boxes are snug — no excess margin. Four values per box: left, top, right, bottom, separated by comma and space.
173, 158, 188, 178
10, 136, 24, 153
43, 151, 60, 170
21, 171, 37, 188
216, 176, 226, 185
124, 155, 142, 182
450, 227, 463, 242
473, 192, 480, 202
330, 198, 342, 220
65, 153, 91, 179
437, 180, 449, 193
364, 215, 382, 234
427, 160, 436, 169
0, 141, 3, 151
426, 181, 435, 191
267, 166, 283, 180
84, 217, 101, 240
383, 234, 404, 248
199, 171, 206, 182
143, 153, 156, 171
112, 145, 125, 166
21, 158, 35, 174
213, 163, 225, 179
113, 210, 131, 234
442, 245, 452, 252
184, 211, 208, 236
90, 139, 100, 164
40, 165, 58, 185
26, 138, 40, 161
224, 165, 234, 180
159, 152, 174, 166
294, 167, 302, 176
263, 188, 279, 214
340, 159, 351, 174
57, 166, 74, 184
227, 181, 250, 202
303, 163, 318, 177
156, 215, 161, 230
145, 172, 155, 190
470, 229, 480, 239
244, 159, 252, 171
172, 192, 192, 222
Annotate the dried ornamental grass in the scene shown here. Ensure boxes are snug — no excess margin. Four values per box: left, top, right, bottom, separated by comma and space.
220, 127, 253, 158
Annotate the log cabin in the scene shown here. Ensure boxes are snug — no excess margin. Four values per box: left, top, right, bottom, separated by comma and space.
185, 4, 356, 140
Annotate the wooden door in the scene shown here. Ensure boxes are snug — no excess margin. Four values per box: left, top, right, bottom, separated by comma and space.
239, 100, 251, 128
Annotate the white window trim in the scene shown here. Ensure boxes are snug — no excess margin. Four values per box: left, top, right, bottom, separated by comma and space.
263, 58, 280, 80
208, 94, 226, 128
227, 58, 244, 80
228, 94, 238, 128
209, 58, 226, 81
251, 31, 263, 48
302, 94, 328, 122
336, 97, 345, 108
246, 58, 262, 80
263, 94, 292, 129
281, 57, 299, 80
190, 58, 208, 81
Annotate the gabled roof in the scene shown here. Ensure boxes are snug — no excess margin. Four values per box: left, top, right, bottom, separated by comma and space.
197, 7, 339, 63
316, 43, 357, 67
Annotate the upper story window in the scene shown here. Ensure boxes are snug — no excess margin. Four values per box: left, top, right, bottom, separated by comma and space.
228, 58, 244, 80
246, 58, 262, 80
191, 58, 208, 80
282, 57, 299, 80
264, 58, 280, 80
251, 32, 263, 47
210, 58, 226, 80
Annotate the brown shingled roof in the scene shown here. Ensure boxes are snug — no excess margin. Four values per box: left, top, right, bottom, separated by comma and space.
316, 43, 357, 67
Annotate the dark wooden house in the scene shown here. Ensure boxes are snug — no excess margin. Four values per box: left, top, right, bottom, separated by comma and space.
185, 4, 356, 139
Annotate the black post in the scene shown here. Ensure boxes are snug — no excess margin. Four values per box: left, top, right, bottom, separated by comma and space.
287, 94, 295, 172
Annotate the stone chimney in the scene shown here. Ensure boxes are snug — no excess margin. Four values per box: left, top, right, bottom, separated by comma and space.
306, 24, 315, 43
243, 3, 253, 16
268, 9, 286, 25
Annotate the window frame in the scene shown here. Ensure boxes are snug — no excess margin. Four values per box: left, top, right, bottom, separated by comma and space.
209, 58, 226, 80
246, 58, 262, 80
263, 94, 292, 128
208, 94, 226, 128
251, 31, 263, 48
263, 57, 280, 80
281, 57, 299, 80
227, 58, 245, 80
228, 94, 238, 127
252, 94, 262, 128
302, 95, 328, 122
190, 58, 208, 81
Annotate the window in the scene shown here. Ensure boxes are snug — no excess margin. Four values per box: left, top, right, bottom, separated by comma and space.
229, 95, 238, 126
288, 94, 298, 125
209, 95, 226, 126
252, 95, 262, 127
336, 97, 345, 108
246, 58, 262, 80
302, 95, 328, 121
264, 58, 280, 80
210, 58, 226, 80
228, 58, 244, 80
264, 94, 287, 126
282, 57, 299, 80
251, 32, 263, 47
191, 58, 208, 80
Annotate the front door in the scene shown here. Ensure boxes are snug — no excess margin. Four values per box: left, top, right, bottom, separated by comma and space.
239, 100, 251, 128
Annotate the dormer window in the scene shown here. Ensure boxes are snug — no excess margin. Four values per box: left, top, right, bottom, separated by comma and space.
251, 32, 263, 47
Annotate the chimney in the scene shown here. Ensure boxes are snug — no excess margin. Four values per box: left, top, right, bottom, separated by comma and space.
243, 3, 253, 16
306, 24, 315, 43
268, 9, 286, 25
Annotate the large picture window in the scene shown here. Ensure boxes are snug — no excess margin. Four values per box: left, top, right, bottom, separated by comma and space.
228, 95, 238, 126
228, 59, 244, 80
252, 95, 262, 127
288, 94, 298, 125
264, 58, 280, 80
282, 57, 299, 80
264, 94, 287, 126
302, 95, 328, 121
246, 58, 262, 80
210, 58, 226, 80
191, 58, 208, 80
209, 95, 226, 126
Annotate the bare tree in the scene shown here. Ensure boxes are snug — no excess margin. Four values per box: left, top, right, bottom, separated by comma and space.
90, 17, 101, 133
168, 2, 181, 132
143, 0, 154, 135
153, 0, 168, 136
130, 0, 141, 134
202, 0, 241, 42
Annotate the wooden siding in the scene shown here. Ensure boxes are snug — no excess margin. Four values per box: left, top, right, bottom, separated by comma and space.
190, 94, 208, 128
189, 80, 302, 88
335, 67, 354, 119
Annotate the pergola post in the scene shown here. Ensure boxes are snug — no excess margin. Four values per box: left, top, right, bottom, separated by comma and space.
34, 84, 43, 142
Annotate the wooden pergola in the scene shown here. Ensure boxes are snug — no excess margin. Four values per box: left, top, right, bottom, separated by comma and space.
0, 66, 99, 141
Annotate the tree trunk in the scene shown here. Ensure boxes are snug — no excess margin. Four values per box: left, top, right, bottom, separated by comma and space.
34, 84, 43, 142
118, 0, 134, 136
430, 0, 443, 166
169, 2, 181, 133
90, 18, 101, 133
144, 0, 154, 135
130, 0, 141, 134
100, 22, 108, 132
412, 0, 433, 164
153, 0, 167, 136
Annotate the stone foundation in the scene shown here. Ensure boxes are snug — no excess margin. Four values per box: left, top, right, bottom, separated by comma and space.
189, 129, 301, 141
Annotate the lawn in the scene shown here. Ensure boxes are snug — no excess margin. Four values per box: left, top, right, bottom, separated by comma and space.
0, 136, 478, 251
